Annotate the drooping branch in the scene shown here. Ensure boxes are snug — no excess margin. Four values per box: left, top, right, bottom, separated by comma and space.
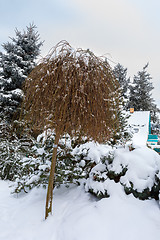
23, 40, 120, 143
22, 41, 121, 219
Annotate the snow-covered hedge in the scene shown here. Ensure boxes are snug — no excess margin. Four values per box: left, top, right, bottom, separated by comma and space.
1, 124, 160, 202
13, 133, 86, 193
85, 145, 160, 201
13, 133, 113, 194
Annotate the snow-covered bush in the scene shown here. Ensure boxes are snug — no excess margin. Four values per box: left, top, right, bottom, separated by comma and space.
13, 133, 91, 193
0, 120, 34, 181
85, 163, 109, 198
12, 134, 113, 194
85, 150, 127, 198
85, 145, 160, 201
119, 146, 160, 200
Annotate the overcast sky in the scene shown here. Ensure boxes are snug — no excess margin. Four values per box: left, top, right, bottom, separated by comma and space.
0, 0, 160, 106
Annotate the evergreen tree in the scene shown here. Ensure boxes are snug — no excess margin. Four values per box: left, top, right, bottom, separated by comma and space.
113, 63, 130, 108
0, 23, 43, 120
128, 63, 155, 111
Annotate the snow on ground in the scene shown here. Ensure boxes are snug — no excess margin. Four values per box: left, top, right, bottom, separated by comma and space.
0, 179, 160, 240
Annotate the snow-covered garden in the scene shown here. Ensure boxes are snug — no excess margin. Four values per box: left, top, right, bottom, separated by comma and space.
1, 24, 160, 240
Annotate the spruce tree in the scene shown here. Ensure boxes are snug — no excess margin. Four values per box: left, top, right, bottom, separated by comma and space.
0, 23, 43, 120
113, 63, 130, 109
128, 63, 154, 111
113, 63, 130, 100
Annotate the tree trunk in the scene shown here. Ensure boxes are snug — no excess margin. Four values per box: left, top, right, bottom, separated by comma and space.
45, 131, 60, 219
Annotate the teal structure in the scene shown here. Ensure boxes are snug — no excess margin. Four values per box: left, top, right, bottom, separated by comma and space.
149, 114, 151, 134
147, 114, 159, 152
147, 134, 158, 144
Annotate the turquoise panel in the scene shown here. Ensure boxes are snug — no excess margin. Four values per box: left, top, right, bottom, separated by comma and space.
148, 134, 158, 140
147, 139, 158, 142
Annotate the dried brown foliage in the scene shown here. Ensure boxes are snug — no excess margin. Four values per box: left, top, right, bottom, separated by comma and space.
22, 41, 122, 219
23, 40, 120, 142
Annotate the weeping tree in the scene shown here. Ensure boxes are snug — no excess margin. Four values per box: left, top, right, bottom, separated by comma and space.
22, 41, 121, 219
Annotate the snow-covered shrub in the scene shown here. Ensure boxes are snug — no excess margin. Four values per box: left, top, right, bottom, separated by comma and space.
119, 147, 160, 200
84, 150, 115, 198
85, 163, 109, 198
0, 120, 34, 181
12, 135, 114, 194
85, 145, 160, 201
13, 133, 92, 193
0, 125, 104, 193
